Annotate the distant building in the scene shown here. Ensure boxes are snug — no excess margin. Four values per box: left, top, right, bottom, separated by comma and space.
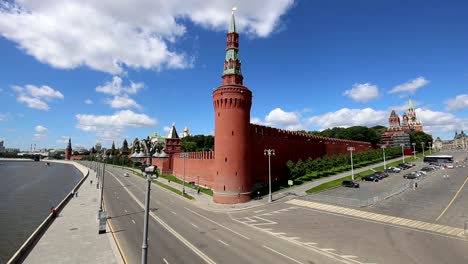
65, 138, 72, 160
453, 130, 467, 149
401, 100, 423, 132
381, 100, 424, 148
182, 127, 191, 138
0, 140, 4, 153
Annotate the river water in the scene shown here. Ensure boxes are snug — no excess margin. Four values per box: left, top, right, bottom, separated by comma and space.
0, 160, 82, 263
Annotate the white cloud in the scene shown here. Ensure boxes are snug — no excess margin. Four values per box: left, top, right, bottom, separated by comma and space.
250, 117, 263, 125
163, 126, 171, 132
253, 108, 304, 130
84, 99, 93, 105
343, 83, 379, 102
445, 94, 468, 111
12, 84, 64, 110
0, 1, 294, 74
97, 76, 144, 110
106, 95, 142, 110
76, 110, 157, 140
388, 77, 429, 94
307, 108, 387, 129
56, 136, 70, 144
35, 125, 47, 133
33, 125, 48, 141
415, 108, 468, 135
96, 76, 144, 96
0, 114, 7, 121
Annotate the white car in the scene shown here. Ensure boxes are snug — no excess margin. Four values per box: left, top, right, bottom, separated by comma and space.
445, 164, 454, 169
124, 173, 129, 177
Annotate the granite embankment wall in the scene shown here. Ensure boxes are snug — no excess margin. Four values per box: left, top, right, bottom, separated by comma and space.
7, 161, 89, 264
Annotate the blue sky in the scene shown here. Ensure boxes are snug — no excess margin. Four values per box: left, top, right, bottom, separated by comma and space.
1, 0, 467, 151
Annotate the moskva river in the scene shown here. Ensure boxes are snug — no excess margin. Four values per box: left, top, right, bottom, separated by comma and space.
0, 160, 82, 263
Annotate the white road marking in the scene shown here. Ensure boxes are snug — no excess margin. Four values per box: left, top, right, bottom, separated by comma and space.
341, 255, 357, 258
116, 196, 119, 199
287, 199, 467, 242
321, 248, 336, 251
124, 209, 128, 213
163, 258, 169, 264
108, 171, 216, 264
254, 209, 265, 213
191, 223, 199, 228
186, 207, 250, 240
132, 219, 136, 224
218, 240, 229, 246
172, 211, 177, 215
262, 245, 304, 264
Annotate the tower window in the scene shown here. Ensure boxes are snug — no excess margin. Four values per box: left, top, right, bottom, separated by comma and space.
232, 131, 234, 136
225, 157, 227, 162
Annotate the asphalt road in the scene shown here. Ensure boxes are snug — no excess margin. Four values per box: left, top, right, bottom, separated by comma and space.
361, 151, 468, 228
93, 159, 468, 264
102, 165, 346, 264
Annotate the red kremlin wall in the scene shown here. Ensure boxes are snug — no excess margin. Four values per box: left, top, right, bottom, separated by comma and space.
154, 124, 372, 192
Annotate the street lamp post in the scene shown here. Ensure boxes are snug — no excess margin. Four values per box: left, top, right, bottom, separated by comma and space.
130, 138, 159, 264
421, 142, 425, 156
429, 142, 432, 155
180, 153, 188, 195
381, 145, 387, 170
100, 150, 108, 212
264, 149, 275, 203
412, 143, 416, 159
400, 143, 405, 163
347, 146, 355, 181
97, 148, 107, 235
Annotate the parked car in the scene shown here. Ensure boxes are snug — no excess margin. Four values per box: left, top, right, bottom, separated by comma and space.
124, 173, 129, 177
416, 170, 427, 175
420, 167, 434, 172
403, 172, 419, 179
445, 164, 454, 169
342, 180, 360, 188
385, 167, 400, 173
374, 171, 389, 178
362, 175, 380, 182
397, 164, 410, 170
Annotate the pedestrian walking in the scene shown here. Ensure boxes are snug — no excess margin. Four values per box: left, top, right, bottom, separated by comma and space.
415, 182, 418, 188
51, 207, 57, 218
90, 180, 93, 185
75, 192, 78, 197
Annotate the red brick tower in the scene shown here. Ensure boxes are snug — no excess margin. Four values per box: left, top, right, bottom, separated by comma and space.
65, 138, 72, 160
212, 9, 252, 204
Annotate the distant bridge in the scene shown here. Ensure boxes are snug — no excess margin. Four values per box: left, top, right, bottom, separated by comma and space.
17, 152, 49, 157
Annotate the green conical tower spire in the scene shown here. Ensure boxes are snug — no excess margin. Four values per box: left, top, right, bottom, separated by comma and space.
229, 7, 237, 33
222, 7, 243, 84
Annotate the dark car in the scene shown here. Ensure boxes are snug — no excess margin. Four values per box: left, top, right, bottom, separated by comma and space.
362, 175, 380, 182
342, 180, 360, 188
403, 172, 419, 179
374, 171, 389, 178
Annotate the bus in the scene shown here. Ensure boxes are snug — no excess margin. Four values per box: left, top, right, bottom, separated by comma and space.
423, 155, 453, 163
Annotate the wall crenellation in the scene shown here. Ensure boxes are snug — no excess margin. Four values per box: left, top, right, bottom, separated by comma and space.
249, 124, 371, 147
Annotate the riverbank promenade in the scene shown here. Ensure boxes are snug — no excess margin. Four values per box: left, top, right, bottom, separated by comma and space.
22, 166, 123, 264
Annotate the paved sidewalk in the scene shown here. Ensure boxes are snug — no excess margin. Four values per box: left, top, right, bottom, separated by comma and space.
23, 168, 123, 264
